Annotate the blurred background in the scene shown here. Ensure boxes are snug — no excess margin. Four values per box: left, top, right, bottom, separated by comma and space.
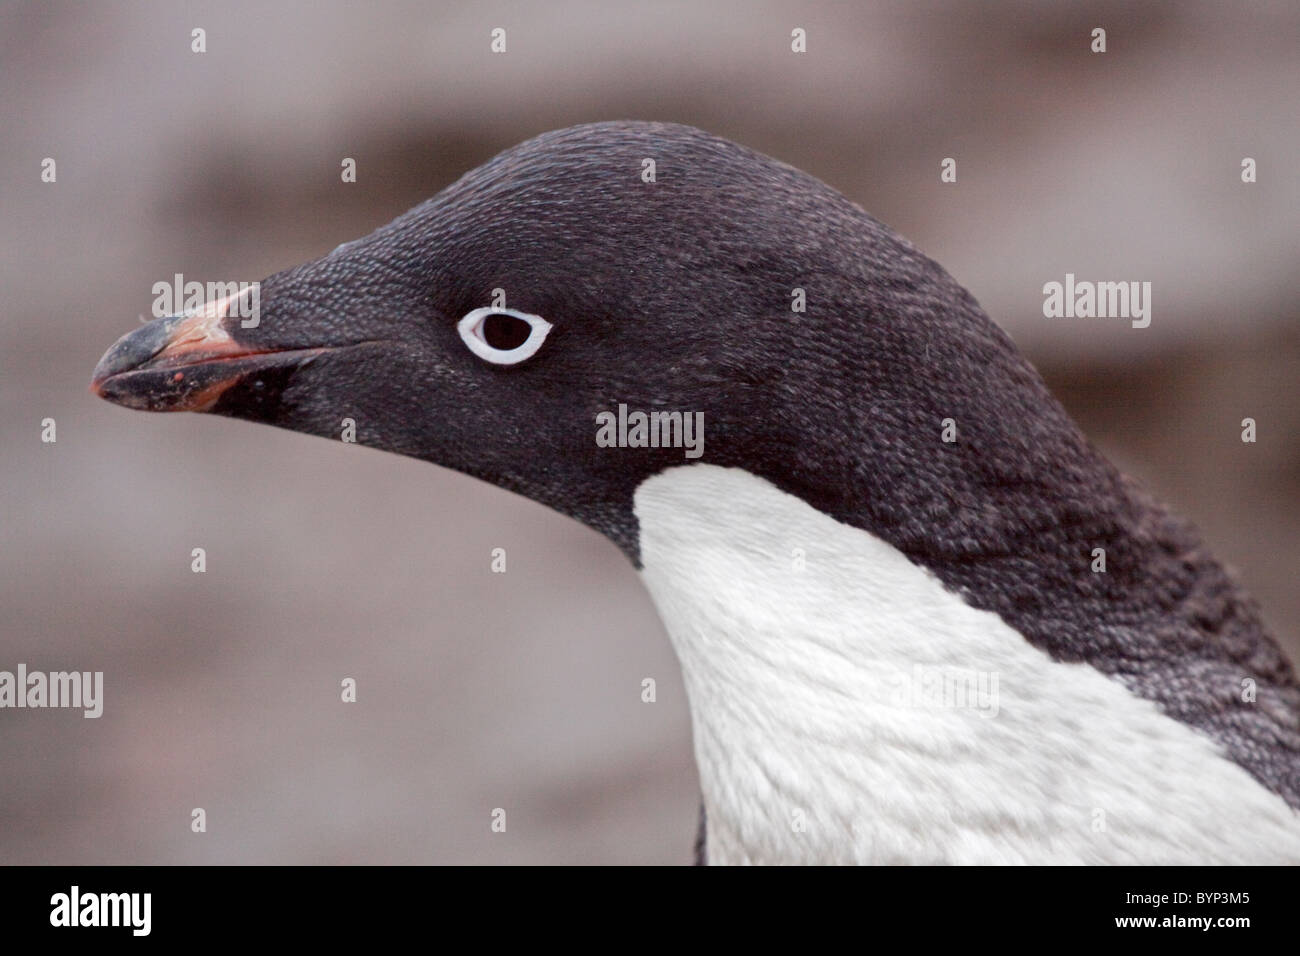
1, 0, 1296, 864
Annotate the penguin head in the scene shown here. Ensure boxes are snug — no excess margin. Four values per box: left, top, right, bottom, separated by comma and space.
92, 121, 1047, 561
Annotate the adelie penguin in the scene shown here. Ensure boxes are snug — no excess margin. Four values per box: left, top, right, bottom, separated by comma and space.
92, 121, 1300, 865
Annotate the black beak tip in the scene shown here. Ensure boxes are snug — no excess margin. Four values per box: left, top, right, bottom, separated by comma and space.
90, 316, 181, 396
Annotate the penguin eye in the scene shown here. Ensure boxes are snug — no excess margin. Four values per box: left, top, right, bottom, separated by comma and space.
457, 307, 553, 365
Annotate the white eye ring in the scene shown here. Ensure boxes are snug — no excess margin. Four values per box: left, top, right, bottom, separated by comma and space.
457, 307, 553, 365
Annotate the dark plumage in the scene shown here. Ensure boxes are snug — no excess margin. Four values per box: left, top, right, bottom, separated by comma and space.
93, 122, 1300, 854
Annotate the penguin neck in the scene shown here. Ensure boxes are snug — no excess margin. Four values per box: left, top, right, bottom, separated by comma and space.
632, 463, 1300, 864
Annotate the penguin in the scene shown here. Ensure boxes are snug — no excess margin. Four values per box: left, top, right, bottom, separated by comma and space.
91, 121, 1300, 865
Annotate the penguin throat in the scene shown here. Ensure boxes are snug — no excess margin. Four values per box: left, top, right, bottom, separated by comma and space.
632, 464, 1300, 864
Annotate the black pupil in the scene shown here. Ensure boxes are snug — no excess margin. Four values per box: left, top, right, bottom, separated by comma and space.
482, 313, 532, 351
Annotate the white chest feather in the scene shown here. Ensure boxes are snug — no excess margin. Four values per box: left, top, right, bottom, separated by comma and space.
634, 465, 1300, 864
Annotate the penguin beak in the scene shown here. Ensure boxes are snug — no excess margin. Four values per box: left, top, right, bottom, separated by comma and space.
91, 293, 331, 413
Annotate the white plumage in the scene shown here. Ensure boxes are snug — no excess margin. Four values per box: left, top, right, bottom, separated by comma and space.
636, 464, 1300, 864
